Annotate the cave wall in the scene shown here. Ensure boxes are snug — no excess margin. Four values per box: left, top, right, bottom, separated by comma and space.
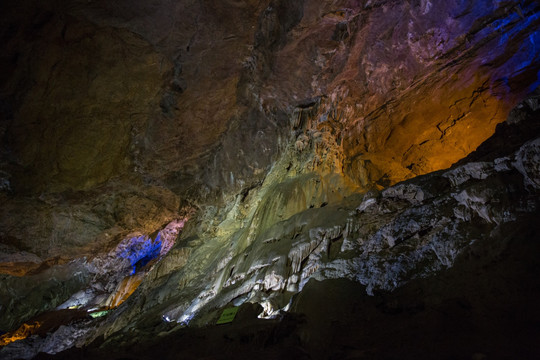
0, 0, 539, 358
3, 0, 539, 197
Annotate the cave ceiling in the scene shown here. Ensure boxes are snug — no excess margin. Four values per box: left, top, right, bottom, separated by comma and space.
0, 0, 539, 358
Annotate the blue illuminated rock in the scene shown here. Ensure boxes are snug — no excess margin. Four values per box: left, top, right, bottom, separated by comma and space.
0, 0, 539, 359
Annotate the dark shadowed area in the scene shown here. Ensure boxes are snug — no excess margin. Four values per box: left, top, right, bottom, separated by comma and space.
1, 0, 539, 359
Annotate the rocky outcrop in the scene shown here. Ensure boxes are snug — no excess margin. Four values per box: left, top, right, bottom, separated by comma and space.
3, 85, 538, 360
3, 0, 539, 197
127, 90, 539, 327
1, 0, 540, 358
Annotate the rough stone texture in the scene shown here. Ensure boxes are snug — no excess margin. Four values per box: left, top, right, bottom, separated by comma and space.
3, 0, 539, 198
0, 0, 540, 358
259, 0, 540, 187
2, 11, 169, 193
0, 261, 89, 331
9, 91, 539, 360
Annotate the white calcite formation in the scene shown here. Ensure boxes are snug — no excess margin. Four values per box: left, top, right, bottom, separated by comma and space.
69, 92, 539, 355
1, 1, 540, 358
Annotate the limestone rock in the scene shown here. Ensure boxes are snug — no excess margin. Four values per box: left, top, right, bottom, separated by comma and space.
0, 0, 540, 358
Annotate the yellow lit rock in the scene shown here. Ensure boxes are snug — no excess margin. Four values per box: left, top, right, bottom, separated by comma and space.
0, 322, 41, 347
105, 273, 144, 309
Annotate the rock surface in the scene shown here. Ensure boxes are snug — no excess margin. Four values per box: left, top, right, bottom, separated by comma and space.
4, 88, 537, 360
0, 0, 540, 358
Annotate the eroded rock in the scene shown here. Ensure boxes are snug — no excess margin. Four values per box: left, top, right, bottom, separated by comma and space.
0, 1, 540, 358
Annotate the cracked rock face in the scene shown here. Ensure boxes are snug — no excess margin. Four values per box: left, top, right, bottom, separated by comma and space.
1, 0, 540, 359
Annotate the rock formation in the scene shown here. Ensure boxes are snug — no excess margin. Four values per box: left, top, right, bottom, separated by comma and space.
0, 0, 539, 359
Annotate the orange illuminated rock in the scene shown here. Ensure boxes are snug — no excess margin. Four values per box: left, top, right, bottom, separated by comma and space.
105, 273, 144, 309
0, 0, 539, 357
0, 322, 41, 347
0, 262, 40, 277
0, 256, 73, 276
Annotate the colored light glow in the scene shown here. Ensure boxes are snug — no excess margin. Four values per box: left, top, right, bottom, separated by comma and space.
117, 233, 163, 275
163, 297, 205, 326
495, 6, 540, 47
529, 69, 540, 92
178, 299, 203, 326
456, 1, 540, 94
0, 322, 41, 347
179, 312, 195, 326
105, 274, 144, 308
89, 310, 109, 319
498, 22, 540, 75
0, 262, 41, 277
483, 2, 540, 86
115, 218, 188, 275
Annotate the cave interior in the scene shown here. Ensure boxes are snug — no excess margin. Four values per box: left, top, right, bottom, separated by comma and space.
0, 0, 540, 359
